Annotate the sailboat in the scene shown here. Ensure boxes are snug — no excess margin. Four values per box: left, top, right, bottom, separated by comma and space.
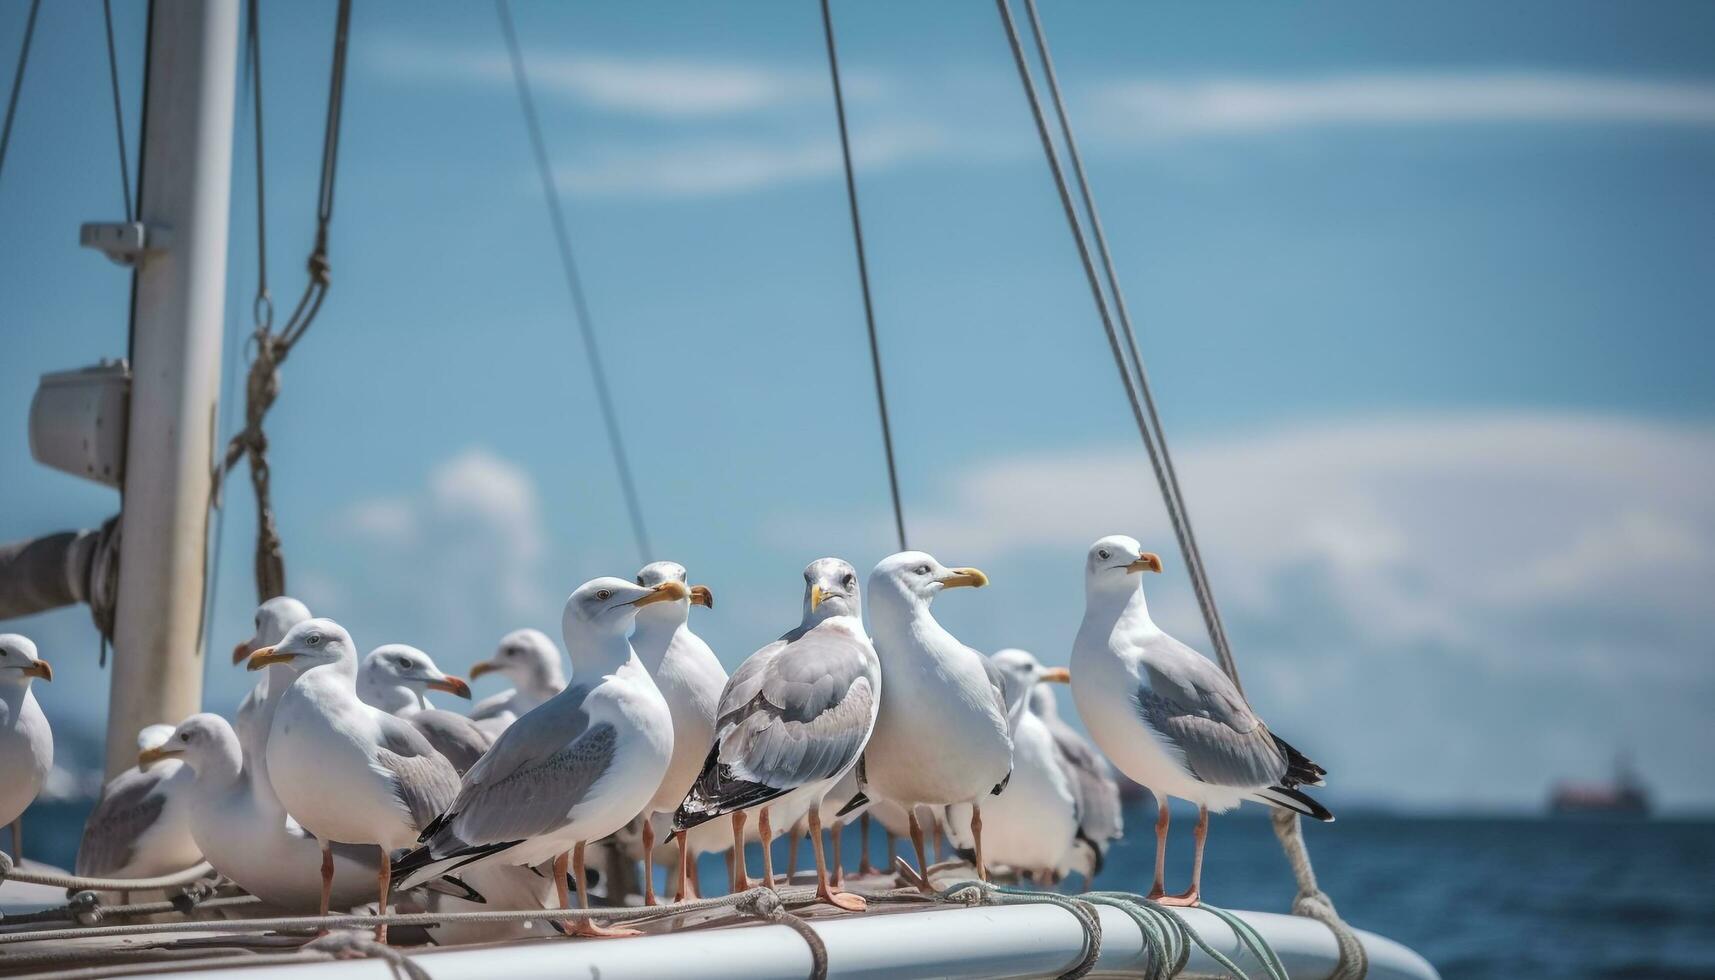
0, 1, 1439, 977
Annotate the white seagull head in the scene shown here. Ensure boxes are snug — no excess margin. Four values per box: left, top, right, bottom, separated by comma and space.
470, 627, 564, 690
989, 648, 1072, 714
633, 560, 714, 628
801, 556, 861, 624
561, 576, 689, 640
1083, 535, 1162, 599
233, 595, 311, 665
247, 617, 359, 675
0, 633, 51, 688
868, 551, 989, 609
141, 712, 238, 776
358, 644, 471, 712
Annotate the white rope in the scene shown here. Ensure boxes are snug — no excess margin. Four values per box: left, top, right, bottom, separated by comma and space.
0, 852, 214, 893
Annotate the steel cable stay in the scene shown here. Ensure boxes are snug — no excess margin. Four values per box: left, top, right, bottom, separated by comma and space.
0, 0, 40, 193
994, 1, 1368, 975
819, 0, 909, 553
495, 0, 654, 567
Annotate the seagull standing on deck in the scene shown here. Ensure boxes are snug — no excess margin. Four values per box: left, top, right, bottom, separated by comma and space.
1070, 535, 1331, 906
251, 619, 461, 939
862, 552, 1012, 892
0, 635, 52, 835
629, 561, 727, 905
392, 577, 678, 938
946, 649, 1078, 885
674, 558, 880, 911
357, 645, 491, 774
467, 629, 567, 736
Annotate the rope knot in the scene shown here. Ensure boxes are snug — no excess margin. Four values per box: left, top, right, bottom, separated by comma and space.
68, 890, 102, 925
733, 886, 785, 920
308, 249, 330, 286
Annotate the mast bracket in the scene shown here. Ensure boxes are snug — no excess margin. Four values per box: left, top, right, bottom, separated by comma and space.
78, 221, 172, 267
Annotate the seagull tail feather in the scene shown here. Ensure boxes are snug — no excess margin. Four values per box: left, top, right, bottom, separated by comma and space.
1270, 732, 1328, 788
833, 790, 870, 820
1250, 786, 1335, 823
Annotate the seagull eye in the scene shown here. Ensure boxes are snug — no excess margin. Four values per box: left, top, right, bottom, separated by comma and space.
180, 732, 190, 742
915, 565, 930, 575
1098, 549, 1110, 560
843, 575, 856, 591
307, 634, 322, 646
596, 589, 612, 601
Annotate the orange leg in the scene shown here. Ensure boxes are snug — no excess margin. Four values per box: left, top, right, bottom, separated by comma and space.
858, 814, 875, 875
970, 803, 989, 884
1158, 806, 1207, 908
758, 807, 776, 888
730, 812, 750, 891
564, 842, 643, 938
374, 845, 392, 943
1147, 799, 1170, 900
906, 808, 933, 895
318, 843, 334, 919
809, 808, 865, 911
642, 818, 658, 906
830, 820, 844, 888
787, 826, 800, 886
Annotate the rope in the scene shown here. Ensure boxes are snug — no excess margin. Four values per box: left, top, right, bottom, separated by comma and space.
100, 0, 133, 222
1, 893, 259, 930
0, 852, 214, 894
995, 3, 1368, 976
303, 932, 432, 980
734, 887, 828, 980
214, 0, 352, 605
818, 0, 908, 553
495, 0, 654, 566
936, 879, 1101, 980
0, 0, 39, 193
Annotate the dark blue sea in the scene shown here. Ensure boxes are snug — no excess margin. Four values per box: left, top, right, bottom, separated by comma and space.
19, 800, 1715, 979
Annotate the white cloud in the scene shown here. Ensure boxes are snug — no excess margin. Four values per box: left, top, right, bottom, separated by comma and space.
341, 448, 550, 620
816, 413, 1715, 808
553, 123, 947, 198
1093, 72, 1715, 137
369, 39, 855, 117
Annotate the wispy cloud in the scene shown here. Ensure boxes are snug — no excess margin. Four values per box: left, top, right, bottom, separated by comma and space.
369, 38, 856, 118
1093, 72, 1715, 136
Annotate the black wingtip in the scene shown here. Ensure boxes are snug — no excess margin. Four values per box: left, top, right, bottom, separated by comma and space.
1256, 785, 1335, 822
834, 790, 870, 819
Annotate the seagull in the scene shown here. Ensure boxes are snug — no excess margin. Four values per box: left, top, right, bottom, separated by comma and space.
251, 618, 462, 939
628, 560, 728, 905
946, 649, 1078, 885
468, 628, 567, 736
863, 552, 1011, 892
674, 558, 880, 912
0, 635, 52, 836
75, 724, 201, 880
141, 713, 389, 912
232, 595, 313, 803
1031, 671, 1124, 882
357, 645, 491, 774
1070, 534, 1331, 906
392, 577, 680, 938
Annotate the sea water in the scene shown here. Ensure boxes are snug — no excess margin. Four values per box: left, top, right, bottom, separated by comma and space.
21, 800, 1714, 979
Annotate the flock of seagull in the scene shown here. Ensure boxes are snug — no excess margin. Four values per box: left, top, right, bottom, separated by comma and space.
0, 534, 1332, 943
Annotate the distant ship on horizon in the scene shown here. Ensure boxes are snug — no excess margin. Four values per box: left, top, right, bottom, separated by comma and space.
1549, 753, 1652, 816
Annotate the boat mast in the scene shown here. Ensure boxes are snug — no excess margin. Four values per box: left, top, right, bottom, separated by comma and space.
104, 0, 239, 777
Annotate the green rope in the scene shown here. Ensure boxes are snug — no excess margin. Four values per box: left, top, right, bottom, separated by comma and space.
936, 879, 1102, 980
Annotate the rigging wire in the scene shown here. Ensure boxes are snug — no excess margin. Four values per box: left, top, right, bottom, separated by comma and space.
0, 0, 41, 191
819, 0, 908, 552
100, 0, 133, 222
1012, 0, 1237, 690
495, 0, 653, 565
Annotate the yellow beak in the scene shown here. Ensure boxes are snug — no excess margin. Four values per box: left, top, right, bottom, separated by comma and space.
22, 659, 52, 682
1127, 553, 1164, 574
138, 745, 180, 768
690, 584, 714, 609
469, 660, 500, 680
246, 645, 294, 671
1039, 666, 1071, 684
631, 580, 690, 607
427, 675, 472, 699
810, 584, 826, 611
938, 567, 989, 590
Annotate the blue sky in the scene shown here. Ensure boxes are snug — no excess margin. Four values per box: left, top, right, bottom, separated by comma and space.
2, 0, 1712, 810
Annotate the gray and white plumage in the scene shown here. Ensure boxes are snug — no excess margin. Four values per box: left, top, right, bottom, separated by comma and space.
468, 628, 567, 736
75, 725, 201, 879
674, 558, 880, 837
232, 595, 312, 803
357, 644, 491, 774
862, 552, 1012, 812
255, 619, 461, 853
0, 634, 53, 831
393, 577, 679, 890
1031, 681, 1124, 876
1070, 535, 1329, 820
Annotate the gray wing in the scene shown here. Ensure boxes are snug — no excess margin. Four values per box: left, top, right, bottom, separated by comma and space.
75, 770, 166, 876
410, 710, 494, 775
468, 689, 516, 723
715, 625, 876, 791
375, 713, 463, 830
434, 684, 616, 847
1133, 632, 1286, 789
1049, 719, 1123, 844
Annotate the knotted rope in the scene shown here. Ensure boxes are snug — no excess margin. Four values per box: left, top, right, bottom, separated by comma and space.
1273, 808, 1368, 979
